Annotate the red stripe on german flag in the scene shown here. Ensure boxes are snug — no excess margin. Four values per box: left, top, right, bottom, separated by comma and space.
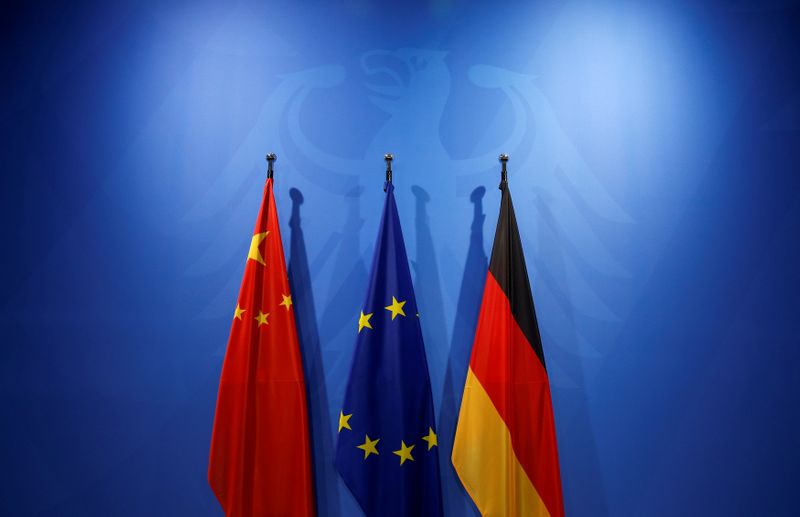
452, 184, 564, 517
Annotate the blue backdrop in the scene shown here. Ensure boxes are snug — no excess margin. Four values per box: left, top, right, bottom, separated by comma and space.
2, 1, 799, 515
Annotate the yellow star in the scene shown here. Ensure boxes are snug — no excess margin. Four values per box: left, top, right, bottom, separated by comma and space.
248, 231, 269, 265
254, 311, 269, 327
234, 304, 245, 320
356, 434, 380, 459
393, 440, 415, 465
384, 296, 407, 320
280, 294, 293, 310
338, 411, 352, 432
358, 311, 373, 333
422, 427, 438, 450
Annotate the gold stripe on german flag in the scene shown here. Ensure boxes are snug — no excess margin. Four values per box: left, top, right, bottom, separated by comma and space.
452, 181, 564, 517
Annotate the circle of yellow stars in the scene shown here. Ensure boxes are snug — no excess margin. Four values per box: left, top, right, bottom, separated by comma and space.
339, 410, 438, 465
343, 295, 437, 465
358, 294, 409, 333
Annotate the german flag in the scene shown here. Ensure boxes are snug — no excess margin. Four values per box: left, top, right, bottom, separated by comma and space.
452, 177, 564, 517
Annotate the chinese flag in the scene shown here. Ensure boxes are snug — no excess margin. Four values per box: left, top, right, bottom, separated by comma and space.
452, 179, 564, 517
208, 177, 314, 516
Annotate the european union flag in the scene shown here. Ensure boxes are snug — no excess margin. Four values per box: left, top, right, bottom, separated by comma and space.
334, 181, 443, 517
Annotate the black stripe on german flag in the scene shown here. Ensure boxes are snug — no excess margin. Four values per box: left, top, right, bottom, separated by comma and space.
452, 180, 564, 517
488, 183, 547, 370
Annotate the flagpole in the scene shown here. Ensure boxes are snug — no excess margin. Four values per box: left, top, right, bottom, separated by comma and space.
384, 153, 393, 191
499, 153, 508, 189
267, 152, 276, 179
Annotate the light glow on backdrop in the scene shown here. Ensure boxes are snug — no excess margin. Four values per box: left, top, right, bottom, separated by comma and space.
2, 1, 798, 516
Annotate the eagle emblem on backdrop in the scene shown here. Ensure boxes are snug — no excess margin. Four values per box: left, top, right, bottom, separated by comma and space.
185, 47, 633, 390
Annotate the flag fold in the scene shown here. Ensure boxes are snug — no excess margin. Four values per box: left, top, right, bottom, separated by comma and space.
209, 178, 314, 516
334, 182, 443, 517
452, 181, 564, 517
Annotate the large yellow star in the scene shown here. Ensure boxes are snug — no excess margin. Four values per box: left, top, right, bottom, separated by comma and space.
422, 427, 438, 450
356, 434, 380, 459
254, 310, 269, 327
393, 440, 415, 465
248, 231, 269, 265
358, 311, 373, 333
280, 294, 293, 310
234, 304, 245, 320
384, 296, 406, 320
338, 411, 352, 432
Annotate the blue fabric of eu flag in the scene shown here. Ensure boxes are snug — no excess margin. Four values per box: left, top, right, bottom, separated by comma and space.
334, 182, 443, 517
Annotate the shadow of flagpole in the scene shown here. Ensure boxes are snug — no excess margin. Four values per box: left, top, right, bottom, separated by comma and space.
410, 185, 449, 391
288, 188, 342, 517
438, 186, 488, 516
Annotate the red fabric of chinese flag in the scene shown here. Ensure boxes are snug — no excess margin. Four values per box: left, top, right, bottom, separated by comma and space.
208, 178, 314, 516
